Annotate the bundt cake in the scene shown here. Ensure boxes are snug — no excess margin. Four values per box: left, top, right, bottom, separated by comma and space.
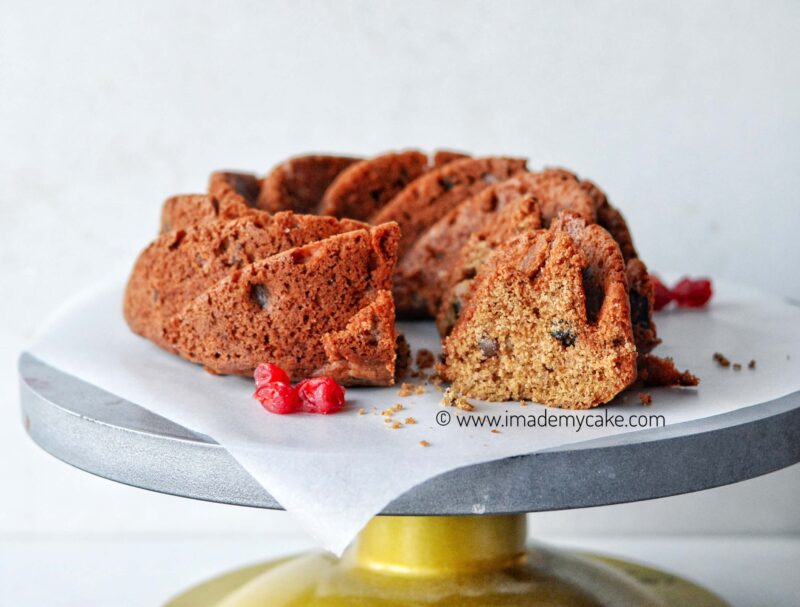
439, 213, 638, 407
126, 148, 697, 407
257, 154, 361, 214
319, 150, 469, 221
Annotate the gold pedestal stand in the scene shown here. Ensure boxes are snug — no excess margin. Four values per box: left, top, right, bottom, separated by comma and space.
166, 515, 727, 607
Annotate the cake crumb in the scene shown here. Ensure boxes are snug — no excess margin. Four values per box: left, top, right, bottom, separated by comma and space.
733, 363, 742, 371
391, 421, 402, 429
442, 387, 475, 411
519, 400, 529, 407
638, 392, 653, 406
405, 416, 417, 425
415, 349, 435, 369
358, 408, 366, 416
419, 440, 430, 447
713, 352, 731, 368
748, 359, 756, 369
491, 429, 501, 434
398, 383, 414, 397
413, 385, 426, 395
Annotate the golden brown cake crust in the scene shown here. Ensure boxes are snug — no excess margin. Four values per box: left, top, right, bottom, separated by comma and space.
369, 156, 527, 256
441, 213, 637, 408
397, 179, 545, 315
164, 223, 400, 381
257, 154, 360, 214
124, 212, 367, 349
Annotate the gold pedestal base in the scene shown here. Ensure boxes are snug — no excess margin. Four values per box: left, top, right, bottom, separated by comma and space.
166, 515, 727, 607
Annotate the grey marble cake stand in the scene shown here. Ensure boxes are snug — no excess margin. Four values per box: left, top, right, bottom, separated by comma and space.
18, 352, 800, 607
19, 352, 800, 514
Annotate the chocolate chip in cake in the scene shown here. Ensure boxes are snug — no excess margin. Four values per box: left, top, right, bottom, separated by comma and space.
550, 327, 577, 348
249, 284, 269, 309
478, 337, 499, 358
439, 177, 455, 191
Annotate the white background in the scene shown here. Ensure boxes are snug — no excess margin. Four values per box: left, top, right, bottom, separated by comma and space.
1, 1, 798, 604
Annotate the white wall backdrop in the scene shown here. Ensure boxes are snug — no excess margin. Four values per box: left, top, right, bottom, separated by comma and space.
2, 0, 798, 543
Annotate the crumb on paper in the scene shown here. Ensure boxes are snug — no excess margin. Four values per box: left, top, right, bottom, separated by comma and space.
415, 348, 435, 369
748, 359, 757, 369
358, 408, 366, 416
381, 403, 404, 418
419, 440, 430, 447
733, 363, 742, 371
638, 392, 653, 406
713, 352, 731, 368
391, 421, 402, 429
491, 429, 501, 434
442, 387, 475, 411
398, 384, 425, 397
405, 416, 417, 425
519, 400, 529, 407
429, 373, 443, 387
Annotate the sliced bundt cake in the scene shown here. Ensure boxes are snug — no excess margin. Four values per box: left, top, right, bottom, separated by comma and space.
370, 156, 527, 256
257, 154, 361, 214
125, 212, 366, 349
164, 223, 400, 383
319, 150, 468, 221
395, 180, 544, 315
440, 213, 638, 407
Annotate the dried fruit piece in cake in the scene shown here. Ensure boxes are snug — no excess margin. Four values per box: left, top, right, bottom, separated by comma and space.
370, 156, 528, 256
319, 151, 429, 221
319, 290, 397, 385
124, 212, 367, 349
257, 154, 361, 213
440, 213, 637, 407
164, 223, 400, 383
397, 181, 544, 315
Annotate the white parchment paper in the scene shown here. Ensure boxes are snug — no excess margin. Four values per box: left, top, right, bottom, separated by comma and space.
28, 280, 800, 554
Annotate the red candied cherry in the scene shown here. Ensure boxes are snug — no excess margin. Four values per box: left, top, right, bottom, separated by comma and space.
672, 277, 713, 308
296, 377, 346, 414
651, 276, 673, 311
254, 382, 300, 414
254, 363, 290, 388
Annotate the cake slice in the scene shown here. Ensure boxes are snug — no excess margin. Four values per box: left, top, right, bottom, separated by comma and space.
396, 180, 544, 315
440, 213, 637, 407
164, 223, 400, 383
370, 156, 527, 256
257, 154, 361, 213
124, 212, 366, 349
318, 151, 427, 220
